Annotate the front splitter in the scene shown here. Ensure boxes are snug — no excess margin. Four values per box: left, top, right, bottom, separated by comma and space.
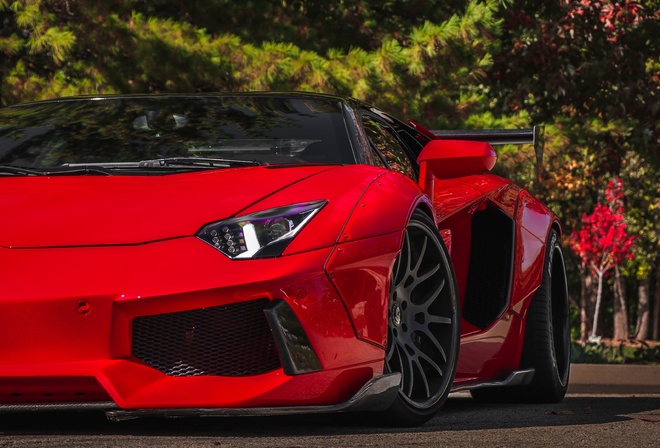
105, 372, 401, 421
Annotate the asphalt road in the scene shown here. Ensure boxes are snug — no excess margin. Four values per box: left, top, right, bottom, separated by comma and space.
0, 364, 658, 448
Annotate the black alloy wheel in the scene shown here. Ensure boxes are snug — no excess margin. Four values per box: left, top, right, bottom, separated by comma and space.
383, 210, 460, 426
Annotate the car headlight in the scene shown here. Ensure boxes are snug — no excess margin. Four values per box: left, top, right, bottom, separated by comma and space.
196, 200, 327, 259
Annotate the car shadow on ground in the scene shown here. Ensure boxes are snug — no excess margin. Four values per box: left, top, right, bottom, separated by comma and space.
0, 395, 658, 437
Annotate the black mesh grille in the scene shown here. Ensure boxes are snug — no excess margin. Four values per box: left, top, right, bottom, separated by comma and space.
132, 299, 281, 377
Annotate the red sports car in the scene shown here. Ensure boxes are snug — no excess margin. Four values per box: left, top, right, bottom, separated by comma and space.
0, 92, 570, 425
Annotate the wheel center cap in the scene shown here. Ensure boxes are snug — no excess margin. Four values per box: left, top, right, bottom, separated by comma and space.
392, 303, 402, 326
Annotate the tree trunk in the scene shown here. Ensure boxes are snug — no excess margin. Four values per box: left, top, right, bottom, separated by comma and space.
590, 270, 604, 341
613, 264, 629, 340
633, 275, 650, 340
653, 268, 660, 341
580, 265, 594, 342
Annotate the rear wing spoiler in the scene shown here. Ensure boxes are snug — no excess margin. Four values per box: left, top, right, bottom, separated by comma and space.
407, 120, 543, 151
431, 127, 541, 147
408, 120, 545, 179
428, 125, 546, 179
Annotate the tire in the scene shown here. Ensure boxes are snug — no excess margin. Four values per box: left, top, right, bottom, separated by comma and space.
471, 229, 570, 403
520, 229, 570, 401
381, 210, 460, 426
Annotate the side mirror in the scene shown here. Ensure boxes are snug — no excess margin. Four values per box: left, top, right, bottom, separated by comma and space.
417, 139, 497, 180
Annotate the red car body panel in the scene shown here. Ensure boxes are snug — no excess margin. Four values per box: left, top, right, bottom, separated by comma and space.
418, 169, 559, 385
0, 166, 342, 248
0, 165, 417, 408
1, 238, 383, 408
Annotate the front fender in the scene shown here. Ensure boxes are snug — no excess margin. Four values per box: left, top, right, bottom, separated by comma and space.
239, 165, 388, 256
325, 171, 429, 348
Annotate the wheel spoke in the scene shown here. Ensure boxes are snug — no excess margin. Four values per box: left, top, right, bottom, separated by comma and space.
412, 357, 431, 397
410, 263, 439, 292
424, 330, 448, 365
426, 315, 452, 325
403, 230, 412, 278
411, 235, 428, 275
392, 254, 402, 285
416, 348, 444, 379
385, 344, 395, 363
401, 344, 415, 397
426, 277, 445, 305
408, 278, 444, 315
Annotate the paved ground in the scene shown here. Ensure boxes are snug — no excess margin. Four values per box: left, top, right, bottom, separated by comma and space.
0, 364, 657, 447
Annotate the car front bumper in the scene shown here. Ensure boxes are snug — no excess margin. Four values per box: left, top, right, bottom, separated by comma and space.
0, 236, 387, 410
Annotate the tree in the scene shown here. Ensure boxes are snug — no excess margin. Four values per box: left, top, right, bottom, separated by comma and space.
0, 0, 503, 131
621, 151, 660, 341
487, 0, 659, 341
489, 0, 659, 165
569, 178, 635, 341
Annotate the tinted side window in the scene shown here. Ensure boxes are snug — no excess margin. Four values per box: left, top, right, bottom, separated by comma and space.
362, 115, 416, 180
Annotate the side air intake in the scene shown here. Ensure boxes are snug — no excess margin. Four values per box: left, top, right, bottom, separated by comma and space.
462, 206, 515, 329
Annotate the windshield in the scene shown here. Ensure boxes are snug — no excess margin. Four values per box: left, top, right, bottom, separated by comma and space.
0, 95, 355, 169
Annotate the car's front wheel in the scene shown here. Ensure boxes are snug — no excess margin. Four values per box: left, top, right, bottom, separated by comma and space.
382, 210, 460, 426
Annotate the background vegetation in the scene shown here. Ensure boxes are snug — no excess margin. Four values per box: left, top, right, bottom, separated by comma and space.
1, 0, 658, 355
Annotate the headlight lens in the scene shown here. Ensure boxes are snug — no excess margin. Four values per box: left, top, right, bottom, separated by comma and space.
196, 200, 327, 259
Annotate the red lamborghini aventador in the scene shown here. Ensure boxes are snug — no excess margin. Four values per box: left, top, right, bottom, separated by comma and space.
0, 92, 570, 425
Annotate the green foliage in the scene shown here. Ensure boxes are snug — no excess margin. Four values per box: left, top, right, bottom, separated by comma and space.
489, 0, 659, 170
571, 341, 660, 365
620, 151, 660, 280
0, 0, 502, 130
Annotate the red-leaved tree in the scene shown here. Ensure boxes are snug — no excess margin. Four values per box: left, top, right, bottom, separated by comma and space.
569, 178, 635, 341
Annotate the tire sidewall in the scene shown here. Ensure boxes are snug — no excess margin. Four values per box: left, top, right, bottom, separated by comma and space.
522, 229, 570, 401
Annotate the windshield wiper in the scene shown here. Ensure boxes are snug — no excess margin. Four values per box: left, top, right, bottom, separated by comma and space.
138, 157, 268, 168
0, 158, 267, 177
49, 167, 115, 176
0, 165, 44, 176
0, 165, 114, 176
0, 165, 112, 176
61, 158, 267, 170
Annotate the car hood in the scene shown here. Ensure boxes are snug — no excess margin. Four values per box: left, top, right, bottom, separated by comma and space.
0, 166, 336, 248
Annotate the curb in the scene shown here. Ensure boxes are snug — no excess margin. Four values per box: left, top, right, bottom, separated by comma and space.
568, 363, 660, 395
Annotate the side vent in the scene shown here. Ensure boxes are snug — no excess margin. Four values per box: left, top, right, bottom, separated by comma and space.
264, 299, 322, 375
463, 206, 514, 329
